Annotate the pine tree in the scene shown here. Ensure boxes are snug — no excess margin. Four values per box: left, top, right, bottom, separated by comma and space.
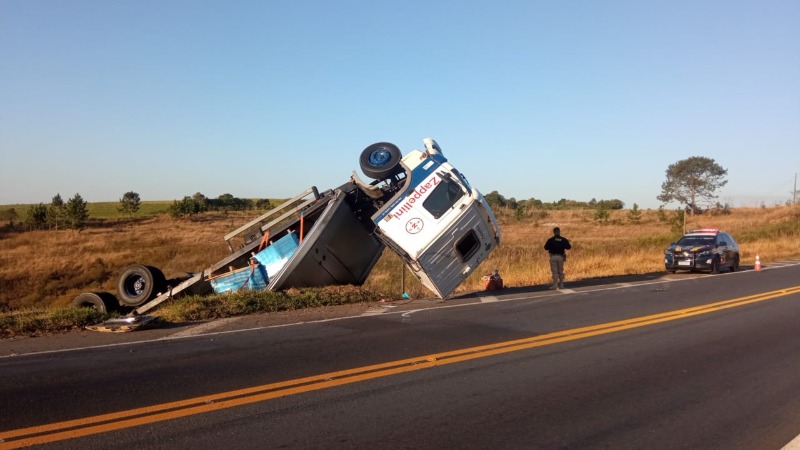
65, 193, 89, 229
25, 203, 48, 230
627, 203, 642, 224
47, 194, 65, 230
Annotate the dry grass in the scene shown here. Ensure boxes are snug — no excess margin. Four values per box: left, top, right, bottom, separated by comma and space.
0, 213, 243, 309
474, 205, 800, 291
1, 205, 799, 312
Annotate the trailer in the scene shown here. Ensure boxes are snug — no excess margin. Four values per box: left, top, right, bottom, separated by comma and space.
73, 138, 501, 317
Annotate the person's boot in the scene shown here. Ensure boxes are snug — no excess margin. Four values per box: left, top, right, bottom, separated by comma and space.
549, 283, 559, 290
558, 282, 565, 289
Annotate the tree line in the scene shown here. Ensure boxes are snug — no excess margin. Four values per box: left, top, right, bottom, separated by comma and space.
21, 193, 89, 230
485, 156, 734, 219
166, 192, 273, 219
484, 191, 625, 211
0, 156, 747, 230
0, 191, 275, 231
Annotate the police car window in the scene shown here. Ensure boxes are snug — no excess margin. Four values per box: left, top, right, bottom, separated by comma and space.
423, 176, 465, 219
677, 236, 715, 246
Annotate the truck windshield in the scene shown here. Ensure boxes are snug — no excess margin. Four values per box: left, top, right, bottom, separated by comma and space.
423, 176, 465, 219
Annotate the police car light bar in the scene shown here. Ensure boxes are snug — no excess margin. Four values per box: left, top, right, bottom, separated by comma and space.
690, 228, 720, 233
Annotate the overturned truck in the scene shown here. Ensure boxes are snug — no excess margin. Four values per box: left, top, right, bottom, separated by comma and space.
73, 138, 501, 316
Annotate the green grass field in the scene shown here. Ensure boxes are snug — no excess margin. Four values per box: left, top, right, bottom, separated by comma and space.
0, 201, 172, 220
1, 199, 289, 221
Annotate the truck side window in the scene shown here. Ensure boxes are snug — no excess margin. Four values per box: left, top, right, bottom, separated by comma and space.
455, 230, 480, 261
423, 177, 465, 219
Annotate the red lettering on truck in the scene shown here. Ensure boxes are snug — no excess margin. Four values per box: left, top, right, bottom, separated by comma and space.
390, 175, 439, 220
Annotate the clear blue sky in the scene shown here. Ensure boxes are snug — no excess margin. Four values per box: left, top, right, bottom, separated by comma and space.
2, 0, 798, 209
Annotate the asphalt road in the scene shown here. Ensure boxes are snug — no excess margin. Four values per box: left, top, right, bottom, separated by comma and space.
2, 260, 800, 450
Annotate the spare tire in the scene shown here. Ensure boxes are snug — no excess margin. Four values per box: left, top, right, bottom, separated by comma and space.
72, 291, 118, 314
117, 264, 167, 306
360, 142, 402, 180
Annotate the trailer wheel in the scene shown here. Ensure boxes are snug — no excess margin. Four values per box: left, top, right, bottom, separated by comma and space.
360, 142, 402, 180
117, 264, 166, 306
72, 292, 118, 314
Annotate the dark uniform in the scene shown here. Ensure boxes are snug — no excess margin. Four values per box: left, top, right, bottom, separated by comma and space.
544, 227, 571, 289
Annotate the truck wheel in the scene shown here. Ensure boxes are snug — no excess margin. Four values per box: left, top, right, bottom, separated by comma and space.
72, 292, 118, 314
360, 142, 402, 180
730, 256, 740, 272
117, 264, 166, 306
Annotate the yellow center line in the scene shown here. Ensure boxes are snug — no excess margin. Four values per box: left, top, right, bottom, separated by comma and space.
3, 285, 799, 449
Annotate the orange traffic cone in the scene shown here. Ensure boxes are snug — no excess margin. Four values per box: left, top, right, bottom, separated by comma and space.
755, 255, 761, 271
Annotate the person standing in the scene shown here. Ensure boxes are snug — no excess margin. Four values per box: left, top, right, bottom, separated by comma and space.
544, 227, 571, 290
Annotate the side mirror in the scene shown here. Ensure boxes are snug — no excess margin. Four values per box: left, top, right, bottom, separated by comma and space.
716, 242, 724, 247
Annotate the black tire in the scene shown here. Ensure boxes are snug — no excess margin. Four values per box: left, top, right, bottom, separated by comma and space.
730, 255, 740, 272
359, 142, 402, 180
146, 265, 167, 288
117, 264, 166, 307
72, 291, 118, 314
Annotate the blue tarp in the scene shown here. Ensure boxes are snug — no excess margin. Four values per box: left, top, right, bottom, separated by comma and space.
210, 263, 269, 294
253, 232, 300, 277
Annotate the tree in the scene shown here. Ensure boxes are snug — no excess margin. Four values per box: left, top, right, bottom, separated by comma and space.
658, 156, 728, 215
168, 196, 203, 219
64, 193, 89, 229
657, 205, 668, 222
255, 198, 273, 210
118, 191, 141, 218
670, 209, 686, 235
593, 203, 611, 223
627, 203, 642, 224
25, 203, 48, 230
47, 194, 65, 230
597, 199, 625, 210
484, 191, 507, 209
514, 205, 525, 221
517, 197, 543, 209
0, 208, 19, 228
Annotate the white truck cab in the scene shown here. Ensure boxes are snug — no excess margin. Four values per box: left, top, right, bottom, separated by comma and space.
356, 138, 501, 298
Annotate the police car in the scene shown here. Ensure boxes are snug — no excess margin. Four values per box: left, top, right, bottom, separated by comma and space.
664, 228, 740, 274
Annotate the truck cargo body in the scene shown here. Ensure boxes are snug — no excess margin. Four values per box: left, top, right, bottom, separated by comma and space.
131, 185, 383, 315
